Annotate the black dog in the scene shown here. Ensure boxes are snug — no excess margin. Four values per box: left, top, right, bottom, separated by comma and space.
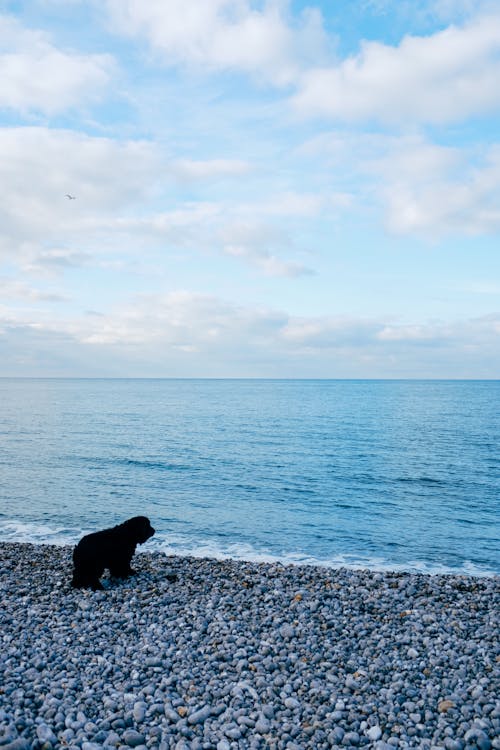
71, 516, 155, 590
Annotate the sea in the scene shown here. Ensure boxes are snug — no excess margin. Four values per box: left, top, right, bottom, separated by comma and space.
0, 378, 498, 577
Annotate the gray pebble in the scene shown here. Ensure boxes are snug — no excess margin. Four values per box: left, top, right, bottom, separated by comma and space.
255, 715, 271, 733
280, 624, 296, 639
122, 729, 146, 747
187, 706, 212, 725
343, 730, 360, 746
1, 741, 31, 750
0, 543, 498, 750
36, 724, 56, 744
329, 726, 345, 743
366, 725, 382, 741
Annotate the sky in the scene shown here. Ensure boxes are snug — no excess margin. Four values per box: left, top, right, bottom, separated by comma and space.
1, 0, 499, 378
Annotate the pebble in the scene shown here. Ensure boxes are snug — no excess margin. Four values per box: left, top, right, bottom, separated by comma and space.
366, 725, 382, 741
122, 729, 145, 747
0, 542, 498, 750
343, 730, 360, 745
2, 741, 31, 750
132, 703, 147, 723
187, 706, 212, 725
36, 724, 57, 744
255, 715, 271, 733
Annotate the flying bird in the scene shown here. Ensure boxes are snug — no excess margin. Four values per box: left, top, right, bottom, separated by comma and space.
65, 194, 76, 200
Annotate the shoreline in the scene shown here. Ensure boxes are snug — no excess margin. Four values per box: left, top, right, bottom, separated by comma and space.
1, 542, 499, 750
0, 528, 497, 579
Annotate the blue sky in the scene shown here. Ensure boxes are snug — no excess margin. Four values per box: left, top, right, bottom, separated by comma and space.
1, 0, 499, 377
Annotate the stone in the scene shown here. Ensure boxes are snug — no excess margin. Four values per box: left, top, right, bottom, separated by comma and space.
366, 725, 382, 741
122, 729, 146, 747
36, 725, 56, 744
255, 716, 271, 734
187, 706, 212, 725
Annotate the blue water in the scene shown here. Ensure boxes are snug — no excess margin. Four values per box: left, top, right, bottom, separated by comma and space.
0, 378, 498, 576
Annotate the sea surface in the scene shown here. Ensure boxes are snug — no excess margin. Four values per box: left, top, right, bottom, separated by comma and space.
0, 378, 498, 576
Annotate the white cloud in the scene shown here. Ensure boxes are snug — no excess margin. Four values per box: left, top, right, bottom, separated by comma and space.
6, 288, 498, 355
377, 315, 500, 346
173, 158, 251, 180
249, 191, 351, 218
2, 292, 499, 377
45, 290, 287, 348
0, 126, 159, 264
0, 277, 66, 302
292, 13, 500, 124
0, 126, 323, 278
377, 323, 449, 343
23, 249, 94, 275
379, 140, 500, 236
0, 15, 113, 114
220, 220, 314, 277
299, 130, 500, 237
224, 243, 313, 278
105, 0, 327, 85
429, 0, 491, 21
362, 0, 492, 25
282, 316, 380, 348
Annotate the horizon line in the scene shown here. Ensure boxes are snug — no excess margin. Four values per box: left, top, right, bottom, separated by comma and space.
0, 376, 499, 382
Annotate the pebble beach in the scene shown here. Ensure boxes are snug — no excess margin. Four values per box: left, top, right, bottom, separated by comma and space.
1, 543, 498, 750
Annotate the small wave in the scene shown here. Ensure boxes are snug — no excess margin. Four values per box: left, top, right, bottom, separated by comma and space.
396, 476, 444, 485
121, 458, 192, 471
1, 520, 497, 578
75, 456, 192, 472
0, 520, 81, 545
153, 533, 498, 578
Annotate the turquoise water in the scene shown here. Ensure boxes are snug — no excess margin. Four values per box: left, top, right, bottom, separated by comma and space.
0, 378, 498, 575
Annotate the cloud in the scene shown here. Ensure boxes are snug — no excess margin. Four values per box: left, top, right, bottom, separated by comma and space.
23, 249, 93, 275
377, 323, 450, 344
2, 292, 499, 377
0, 126, 326, 279
299, 130, 500, 237
247, 191, 352, 218
46, 290, 288, 349
282, 316, 381, 348
0, 126, 159, 265
362, 0, 492, 25
376, 315, 500, 347
104, 0, 327, 85
0, 15, 113, 114
224, 244, 313, 278
220, 221, 314, 277
292, 13, 500, 124
3, 279, 499, 356
379, 140, 500, 236
173, 158, 251, 180
0, 277, 66, 302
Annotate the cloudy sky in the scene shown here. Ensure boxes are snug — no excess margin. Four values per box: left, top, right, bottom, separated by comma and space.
1, 0, 499, 377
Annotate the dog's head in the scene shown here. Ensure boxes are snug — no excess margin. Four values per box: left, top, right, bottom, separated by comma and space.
123, 516, 155, 544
